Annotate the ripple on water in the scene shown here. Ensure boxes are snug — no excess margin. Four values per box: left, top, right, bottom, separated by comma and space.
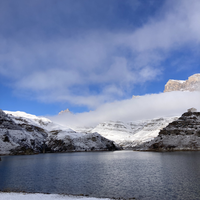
1, 151, 200, 200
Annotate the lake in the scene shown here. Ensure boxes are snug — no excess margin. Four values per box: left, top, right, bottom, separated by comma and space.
1, 151, 200, 200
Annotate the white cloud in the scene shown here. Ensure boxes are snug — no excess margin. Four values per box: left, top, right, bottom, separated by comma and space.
124, 0, 200, 52
49, 91, 200, 128
17, 69, 82, 90
0, 0, 200, 108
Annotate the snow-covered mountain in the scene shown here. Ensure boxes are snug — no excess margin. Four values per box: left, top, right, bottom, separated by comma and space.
135, 111, 200, 151
0, 108, 179, 154
0, 110, 119, 155
0, 110, 48, 155
74, 117, 178, 149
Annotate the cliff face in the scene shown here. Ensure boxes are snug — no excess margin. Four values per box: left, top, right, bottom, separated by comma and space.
164, 74, 200, 92
136, 111, 200, 151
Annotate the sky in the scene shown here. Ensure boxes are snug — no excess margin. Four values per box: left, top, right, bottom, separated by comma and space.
0, 0, 200, 119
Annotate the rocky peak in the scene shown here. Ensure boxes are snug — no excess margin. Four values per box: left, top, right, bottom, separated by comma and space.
58, 108, 70, 115
164, 73, 200, 92
188, 108, 197, 112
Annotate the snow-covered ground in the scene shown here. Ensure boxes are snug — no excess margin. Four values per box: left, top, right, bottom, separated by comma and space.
0, 192, 111, 200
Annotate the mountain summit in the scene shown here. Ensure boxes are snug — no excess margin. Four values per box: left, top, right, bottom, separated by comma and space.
58, 108, 70, 115
164, 73, 200, 92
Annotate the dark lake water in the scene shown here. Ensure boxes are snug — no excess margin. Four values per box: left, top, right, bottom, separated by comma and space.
1, 151, 200, 200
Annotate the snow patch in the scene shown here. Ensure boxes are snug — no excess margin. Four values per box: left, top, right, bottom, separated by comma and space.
0, 192, 111, 200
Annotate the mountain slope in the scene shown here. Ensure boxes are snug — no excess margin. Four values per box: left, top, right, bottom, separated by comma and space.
0, 110, 48, 155
75, 117, 178, 149
0, 110, 119, 155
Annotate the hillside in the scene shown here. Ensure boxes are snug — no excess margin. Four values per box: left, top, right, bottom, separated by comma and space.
0, 110, 119, 155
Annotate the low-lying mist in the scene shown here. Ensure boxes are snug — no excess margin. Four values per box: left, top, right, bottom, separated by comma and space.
48, 91, 200, 128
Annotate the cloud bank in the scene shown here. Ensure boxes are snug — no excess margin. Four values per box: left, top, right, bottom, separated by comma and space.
49, 91, 200, 128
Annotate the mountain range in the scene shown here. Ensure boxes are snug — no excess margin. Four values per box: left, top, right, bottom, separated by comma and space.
75, 117, 178, 149
0, 73, 200, 154
0, 110, 119, 155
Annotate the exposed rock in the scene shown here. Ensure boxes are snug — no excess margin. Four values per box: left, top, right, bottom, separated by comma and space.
58, 109, 70, 115
46, 132, 119, 152
132, 95, 141, 99
164, 73, 200, 92
188, 107, 197, 112
135, 111, 200, 151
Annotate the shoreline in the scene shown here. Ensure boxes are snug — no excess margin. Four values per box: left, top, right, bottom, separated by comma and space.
0, 192, 114, 200
0, 149, 123, 157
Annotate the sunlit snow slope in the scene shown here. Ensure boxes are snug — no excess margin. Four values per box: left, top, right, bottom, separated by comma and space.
75, 117, 179, 149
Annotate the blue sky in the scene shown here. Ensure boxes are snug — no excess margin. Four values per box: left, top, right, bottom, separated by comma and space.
0, 0, 200, 116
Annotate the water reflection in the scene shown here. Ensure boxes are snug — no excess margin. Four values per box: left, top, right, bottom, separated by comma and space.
1, 151, 200, 199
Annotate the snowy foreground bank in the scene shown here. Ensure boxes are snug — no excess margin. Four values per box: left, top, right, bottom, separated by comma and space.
0, 192, 111, 200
